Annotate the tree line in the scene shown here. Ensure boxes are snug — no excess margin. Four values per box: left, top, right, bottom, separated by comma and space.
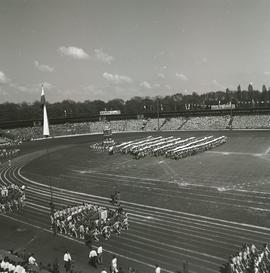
1, 84, 270, 122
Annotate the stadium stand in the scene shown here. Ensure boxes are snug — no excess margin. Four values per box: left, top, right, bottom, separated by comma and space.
181, 116, 231, 130
125, 119, 144, 131
2, 114, 270, 141
144, 118, 165, 131
160, 117, 187, 130
109, 120, 126, 132
232, 115, 270, 129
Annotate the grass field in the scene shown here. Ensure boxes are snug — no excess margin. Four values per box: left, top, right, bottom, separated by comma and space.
23, 130, 270, 226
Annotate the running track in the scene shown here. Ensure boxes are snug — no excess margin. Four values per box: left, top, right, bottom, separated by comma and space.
1, 149, 270, 273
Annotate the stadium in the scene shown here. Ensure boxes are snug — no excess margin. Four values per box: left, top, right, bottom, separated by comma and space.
1, 1, 270, 273
1, 110, 270, 273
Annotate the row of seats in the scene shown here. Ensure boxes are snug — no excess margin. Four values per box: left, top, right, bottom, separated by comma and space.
3, 115, 270, 141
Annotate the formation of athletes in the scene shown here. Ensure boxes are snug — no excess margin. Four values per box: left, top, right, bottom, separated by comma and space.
111, 135, 228, 159
50, 202, 128, 242
0, 183, 25, 213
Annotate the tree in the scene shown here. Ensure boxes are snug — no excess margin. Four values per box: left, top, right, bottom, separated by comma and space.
262, 84, 267, 93
248, 83, 253, 92
106, 99, 125, 112
237, 85, 241, 92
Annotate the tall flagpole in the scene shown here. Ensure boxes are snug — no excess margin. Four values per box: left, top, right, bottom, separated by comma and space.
41, 84, 50, 137
41, 84, 54, 214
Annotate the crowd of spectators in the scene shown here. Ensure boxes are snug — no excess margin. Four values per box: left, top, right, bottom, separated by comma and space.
0, 184, 25, 214
51, 203, 128, 242
232, 115, 270, 129
3, 114, 270, 142
221, 243, 270, 273
181, 116, 231, 130
144, 118, 165, 131
160, 117, 187, 130
124, 119, 144, 131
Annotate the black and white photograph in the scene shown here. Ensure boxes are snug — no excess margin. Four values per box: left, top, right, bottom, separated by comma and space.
1, 1, 270, 273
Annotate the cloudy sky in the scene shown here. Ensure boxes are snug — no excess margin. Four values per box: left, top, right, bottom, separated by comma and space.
0, 0, 270, 103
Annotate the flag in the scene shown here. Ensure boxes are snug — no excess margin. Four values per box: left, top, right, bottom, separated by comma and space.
41, 84, 50, 137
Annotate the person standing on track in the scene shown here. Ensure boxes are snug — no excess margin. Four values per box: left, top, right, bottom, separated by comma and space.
89, 248, 98, 268
155, 264, 161, 273
63, 250, 72, 273
97, 245, 103, 264
111, 255, 118, 273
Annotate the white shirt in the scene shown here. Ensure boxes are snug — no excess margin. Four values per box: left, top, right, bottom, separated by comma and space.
97, 246, 103, 254
28, 256, 36, 265
3, 261, 9, 270
64, 253, 71, 262
14, 265, 21, 273
155, 266, 161, 273
112, 257, 117, 267
0, 260, 5, 269
9, 263, 16, 272
89, 250, 97, 258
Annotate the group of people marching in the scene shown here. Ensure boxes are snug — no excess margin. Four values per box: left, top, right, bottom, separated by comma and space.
90, 142, 113, 153
224, 243, 270, 273
0, 184, 25, 214
113, 135, 227, 160
0, 148, 20, 160
51, 203, 128, 242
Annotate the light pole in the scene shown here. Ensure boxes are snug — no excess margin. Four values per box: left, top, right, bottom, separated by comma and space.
157, 99, 160, 131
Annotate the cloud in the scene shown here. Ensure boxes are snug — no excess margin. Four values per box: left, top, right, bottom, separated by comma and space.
176, 73, 188, 81
157, 73, 165, 79
42, 82, 53, 90
211, 79, 225, 89
140, 81, 152, 89
103, 72, 132, 84
58, 46, 89, 59
94, 49, 114, 64
8, 81, 53, 94
201, 57, 208, 63
34, 61, 54, 72
264, 71, 270, 75
0, 71, 10, 84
